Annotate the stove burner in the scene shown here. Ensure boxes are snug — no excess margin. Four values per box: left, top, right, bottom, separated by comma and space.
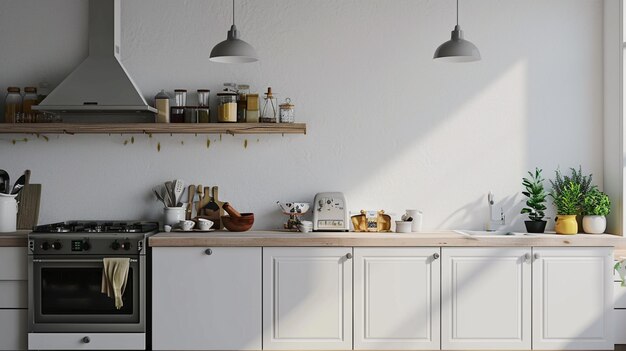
33, 221, 158, 234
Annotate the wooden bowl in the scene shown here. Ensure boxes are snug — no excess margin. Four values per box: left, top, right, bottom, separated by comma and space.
221, 213, 254, 232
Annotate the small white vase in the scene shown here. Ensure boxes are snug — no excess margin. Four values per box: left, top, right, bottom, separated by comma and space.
582, 215, 606, 234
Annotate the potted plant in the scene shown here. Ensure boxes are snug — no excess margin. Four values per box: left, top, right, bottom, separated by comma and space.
520, 168, 547, 233
550, 166, 596, 232
582, 189, 611, 234
551, 182, 581, 235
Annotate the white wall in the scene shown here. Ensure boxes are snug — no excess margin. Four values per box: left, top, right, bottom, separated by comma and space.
0, 0, 604, 231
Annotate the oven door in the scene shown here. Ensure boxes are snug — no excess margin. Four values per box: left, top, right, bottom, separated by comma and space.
28, 255, 145, 333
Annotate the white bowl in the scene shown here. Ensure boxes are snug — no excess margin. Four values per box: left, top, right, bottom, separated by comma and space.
395, 221, 412, 233
277, 202, 310, 215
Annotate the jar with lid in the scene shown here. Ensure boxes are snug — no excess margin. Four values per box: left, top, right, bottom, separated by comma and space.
4, 87, 22, 123
22, 87, 38, 123
279, 98, 295, 123
154, 90, 170, 123
197, 89, 210, 123
217, 90, 237, 123
260, 87, 277, 123
171, 89, 187, 123
237, 85, 249, 123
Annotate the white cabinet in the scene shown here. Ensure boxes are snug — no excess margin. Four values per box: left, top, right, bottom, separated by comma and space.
441, 247, 531, 350
0, 247, 27, 351
353, 248, 440, 350
152, 247, 262, 351
263, 247, 352, 350
532, 247, 613, 350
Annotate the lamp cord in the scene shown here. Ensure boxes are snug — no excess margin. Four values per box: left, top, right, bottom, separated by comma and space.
456, 0, 459, 26
232, 0, 235, 26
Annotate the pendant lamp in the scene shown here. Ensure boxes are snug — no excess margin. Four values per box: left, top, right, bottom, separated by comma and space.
210, 0, 258, 63
433, 0, 481, 62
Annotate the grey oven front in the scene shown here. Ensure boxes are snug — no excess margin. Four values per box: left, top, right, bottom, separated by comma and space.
28, 255, 145, 333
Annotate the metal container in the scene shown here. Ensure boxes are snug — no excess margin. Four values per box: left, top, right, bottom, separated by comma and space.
155, 90, 170, 123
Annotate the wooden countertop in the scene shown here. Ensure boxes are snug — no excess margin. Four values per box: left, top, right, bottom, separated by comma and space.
0, 230, 29, 247
149, 230, 626, 248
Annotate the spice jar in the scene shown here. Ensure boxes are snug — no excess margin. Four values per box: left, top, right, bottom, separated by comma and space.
279, 98, 295, 123
197, 89, 210, 123
217, 90, 237, 123
4, 87, 22, 123
260, 87, 277, 123
171, 89, 187, 123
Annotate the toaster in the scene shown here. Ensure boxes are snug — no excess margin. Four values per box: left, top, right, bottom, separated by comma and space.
313, 192, 349, 232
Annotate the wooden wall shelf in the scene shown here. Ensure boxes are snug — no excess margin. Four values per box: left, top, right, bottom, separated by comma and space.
0, 123, 306, 135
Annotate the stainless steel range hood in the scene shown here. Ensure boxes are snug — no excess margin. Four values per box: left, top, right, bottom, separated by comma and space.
34, 0, 157, 116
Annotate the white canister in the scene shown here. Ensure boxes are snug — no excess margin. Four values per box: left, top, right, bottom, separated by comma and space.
0, 193, 18, 233
163, 207, 186, 227
403, 210, 423, 232
395, 221, 412, 233
582, 215, 607, 234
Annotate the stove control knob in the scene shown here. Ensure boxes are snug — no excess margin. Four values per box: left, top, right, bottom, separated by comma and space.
82, 241, 91, 251
41, 242, 50, 251
111, 241, 121, 250
51, 241, 62, 250
121, 242, 132, 251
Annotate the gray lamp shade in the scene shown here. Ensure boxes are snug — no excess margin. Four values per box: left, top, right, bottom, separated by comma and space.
433, 25, 480, 62
210, 25, 258, 63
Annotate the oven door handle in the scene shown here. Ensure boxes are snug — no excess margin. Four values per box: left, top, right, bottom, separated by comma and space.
32, 259, 138, 263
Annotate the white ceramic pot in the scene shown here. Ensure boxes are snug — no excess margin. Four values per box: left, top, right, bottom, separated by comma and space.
163, 207, 186, 226
0, 193, 18, 233
582, 215, 606, 234
395, 221, 412, 233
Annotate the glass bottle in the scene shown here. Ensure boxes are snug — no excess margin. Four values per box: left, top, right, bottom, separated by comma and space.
171, 89, 187, 123
197, 89, 210, 123
217, 90, 237, 123
4, 87, 22, 123
260, 87, 277, 123
279, 98, 295, 123
22, 87, 38, 123
237, 85, 249, 123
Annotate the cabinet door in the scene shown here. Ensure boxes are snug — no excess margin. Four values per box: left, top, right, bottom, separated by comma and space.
0, 309, 26, 350
152, 247, 262, 351
263, 247, 352, 350
532, 247, 613, 350
442, 247, 531, 350
354, 247, 440, 350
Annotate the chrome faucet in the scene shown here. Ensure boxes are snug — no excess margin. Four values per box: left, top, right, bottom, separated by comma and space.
486, 191, 505, 231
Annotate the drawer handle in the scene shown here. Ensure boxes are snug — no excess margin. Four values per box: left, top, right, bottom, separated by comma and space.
433, 253, 440, 260
82, 336, 90, 344
205, 248, 213, 256
346, 253, 353, 259
524, 253, 531, 262
534, 253, 540, 260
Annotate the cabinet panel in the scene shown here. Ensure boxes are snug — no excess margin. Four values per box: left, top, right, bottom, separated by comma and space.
532, 247, 613, 350
354, 247, 440, 350
152, 247, 262, 350
0, 309, 27, 350
0, 280, 27, 308
0, 247, 27, 280
442, 247, 531, 350
263, 247, 352, 350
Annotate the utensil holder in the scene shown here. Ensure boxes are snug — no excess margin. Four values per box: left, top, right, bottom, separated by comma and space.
164, 207, 186, 226
0, 193, 18, 233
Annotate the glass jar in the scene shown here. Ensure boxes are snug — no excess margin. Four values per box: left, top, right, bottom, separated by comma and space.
171, 89, 187, 123
237, 85, 249, 123
4, 87, 22, 123
260, 87, 277, 123
279, 98, 295, 123
22, 87, 38, 123
217, 91, 237, 123
197, 89, 210, 123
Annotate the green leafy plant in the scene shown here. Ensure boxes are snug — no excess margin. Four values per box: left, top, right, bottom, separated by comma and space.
549, 166, 596, 214
551, 182, 582, 215
520, 168, 547, 221
582, 189, 611, 216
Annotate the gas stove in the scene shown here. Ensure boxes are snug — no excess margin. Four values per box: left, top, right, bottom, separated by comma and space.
29, 221, 159, 256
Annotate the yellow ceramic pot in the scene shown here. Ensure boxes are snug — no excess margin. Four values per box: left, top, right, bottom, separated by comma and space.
555, 215, 578, 235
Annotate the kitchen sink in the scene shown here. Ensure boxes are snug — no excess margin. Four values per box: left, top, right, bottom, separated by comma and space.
454, 230, 531, 237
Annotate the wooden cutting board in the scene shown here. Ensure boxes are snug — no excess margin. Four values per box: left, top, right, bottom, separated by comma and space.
17, 184, 41, 230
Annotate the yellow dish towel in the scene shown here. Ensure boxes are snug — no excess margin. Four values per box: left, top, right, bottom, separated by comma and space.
101, 258, 130, 310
